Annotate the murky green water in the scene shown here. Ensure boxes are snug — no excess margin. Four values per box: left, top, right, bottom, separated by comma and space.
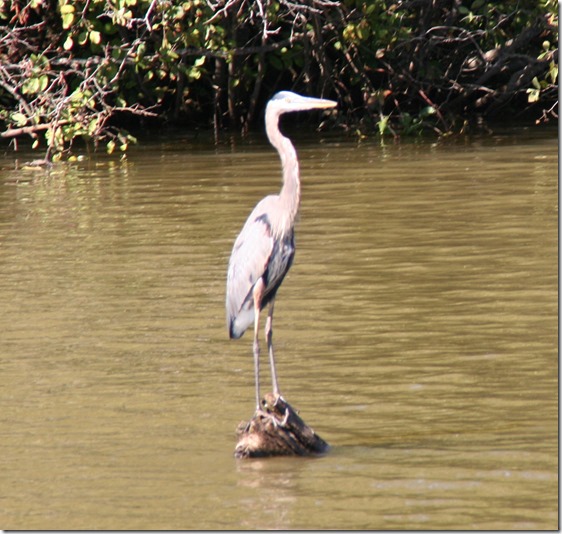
0, 126, 557, 529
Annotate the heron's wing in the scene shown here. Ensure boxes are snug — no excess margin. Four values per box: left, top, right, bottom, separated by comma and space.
226, 209, 274, 338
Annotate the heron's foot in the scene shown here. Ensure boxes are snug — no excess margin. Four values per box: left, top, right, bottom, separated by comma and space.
234, 388, 330, 458
256, 394, 290, 428
240, 411, 281, 433
257, 407, 289, 429
260, 392, 285, 410
238, 394, 292, 435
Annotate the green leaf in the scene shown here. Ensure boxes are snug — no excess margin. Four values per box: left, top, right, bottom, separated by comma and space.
89, 30, 101, 45
63, 35, 74, 50
78, 31, 89, 45
548, 62, 558, 84
526, 88, 540, 103
22, 77, 40, 94
59, 4, 75, 14
420, 105, 436, 118
188, 67, 202, 80
61, 12, 74, 29
377, 115, 389, 135
12, 112, 28, 126
88, 117, 99, 135
531, 76, 541, 90
39, 75, 49, 92
70, 89, 83, 102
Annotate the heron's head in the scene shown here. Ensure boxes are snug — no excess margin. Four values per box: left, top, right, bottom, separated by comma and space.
267, 91, 337, 115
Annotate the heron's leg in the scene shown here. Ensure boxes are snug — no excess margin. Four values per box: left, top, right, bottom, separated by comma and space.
252, 279, 265, 411
265, 299, 281, 397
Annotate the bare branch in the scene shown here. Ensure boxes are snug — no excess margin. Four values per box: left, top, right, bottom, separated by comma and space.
1, 121, 71, 139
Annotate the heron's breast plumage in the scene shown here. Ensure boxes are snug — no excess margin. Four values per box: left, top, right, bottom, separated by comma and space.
226, 196, 296, 339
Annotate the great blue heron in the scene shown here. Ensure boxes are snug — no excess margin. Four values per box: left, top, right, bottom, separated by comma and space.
226, 91, 337, 411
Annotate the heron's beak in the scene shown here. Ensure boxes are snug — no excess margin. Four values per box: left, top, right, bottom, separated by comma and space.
310, 98, 337, 109
268, 91, 338, 115
298, 96, 337, 110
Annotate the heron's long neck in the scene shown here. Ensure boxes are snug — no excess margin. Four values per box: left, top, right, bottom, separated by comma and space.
266, 110, 301, 230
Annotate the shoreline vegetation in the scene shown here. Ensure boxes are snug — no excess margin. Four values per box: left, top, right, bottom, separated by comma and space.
0, 0, 558, 161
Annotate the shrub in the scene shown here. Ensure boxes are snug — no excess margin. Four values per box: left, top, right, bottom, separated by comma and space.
0, 0, 557, 159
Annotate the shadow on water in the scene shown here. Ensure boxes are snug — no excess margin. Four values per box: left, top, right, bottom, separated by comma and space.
0, 126, 557, 529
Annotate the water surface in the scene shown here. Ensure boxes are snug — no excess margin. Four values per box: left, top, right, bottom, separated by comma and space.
0, 127, 557, 529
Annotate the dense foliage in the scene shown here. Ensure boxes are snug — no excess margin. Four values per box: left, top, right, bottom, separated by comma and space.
0, 0, 557, 159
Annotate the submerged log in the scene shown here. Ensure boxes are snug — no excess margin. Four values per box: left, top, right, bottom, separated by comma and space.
234, 393, 330, 459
